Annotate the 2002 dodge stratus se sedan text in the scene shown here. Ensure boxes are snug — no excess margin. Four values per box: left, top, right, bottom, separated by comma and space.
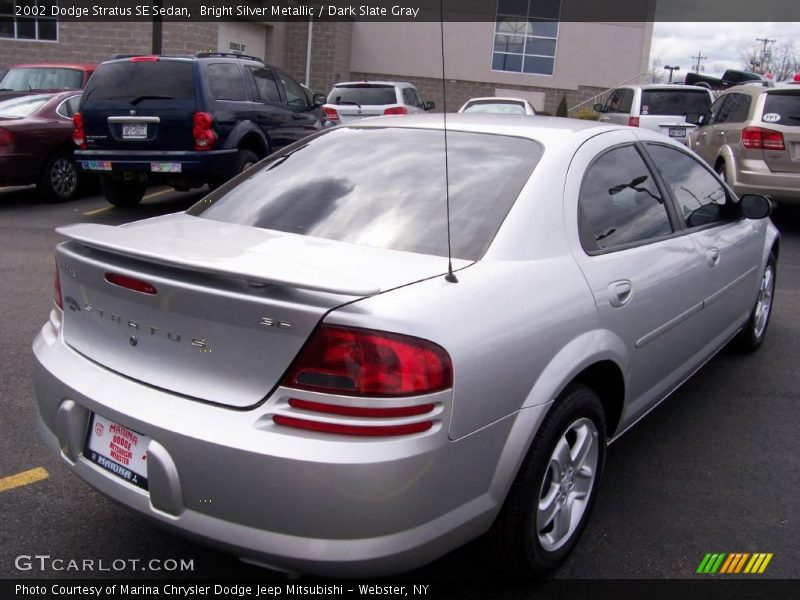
33, 114, 779, 577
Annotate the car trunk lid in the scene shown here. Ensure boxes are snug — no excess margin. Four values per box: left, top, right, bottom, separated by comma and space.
327, 84, 400, 123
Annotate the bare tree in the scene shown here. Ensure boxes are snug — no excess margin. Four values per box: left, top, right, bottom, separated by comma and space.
740, 40, 799, 80
648, 56, 666, 84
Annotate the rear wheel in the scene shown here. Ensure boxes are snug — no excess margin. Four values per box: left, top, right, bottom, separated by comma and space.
100, 176, 147, 208
733, 253, 777, 352
38, 152, 80, 202
234, 149, 259, 175
716, 161, 729, 185
488, 384, 606, 576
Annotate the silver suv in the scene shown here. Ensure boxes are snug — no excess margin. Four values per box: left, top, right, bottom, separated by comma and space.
689, 83, 800, 204
322, 80, 434, 125
594, 84, 713, 145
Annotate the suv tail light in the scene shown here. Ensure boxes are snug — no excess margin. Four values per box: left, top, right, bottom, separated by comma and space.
322, 106, 339, 124
0, 127, 15, 146
628, 116, 640, 127
130, 56, 159, 62
192, 112, 216, 151
742, 126, 785, 151
384, 106, 408, 116
54, 260, 63, 310
72, 113, 87, 149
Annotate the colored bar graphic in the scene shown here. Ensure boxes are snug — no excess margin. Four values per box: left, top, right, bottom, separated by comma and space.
710, 553, 726, 573
733, 553, 750, 573
758, 554, 773, 573
697, 554, 713, 573
698, 552, 773, 574
719, 554, 736, 574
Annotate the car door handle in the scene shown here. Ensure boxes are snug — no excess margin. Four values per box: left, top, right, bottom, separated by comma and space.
717, 131, 726, 137
607, 280, 633, 308
700, 131, 707, 138
707, 247, 721, 267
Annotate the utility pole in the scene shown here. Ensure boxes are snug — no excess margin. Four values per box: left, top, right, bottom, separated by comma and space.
755, 37, 776, 74
690, 51, 707, 73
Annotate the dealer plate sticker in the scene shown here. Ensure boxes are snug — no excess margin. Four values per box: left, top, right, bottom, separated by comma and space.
151, 162, 182, 173
81, 161, 112, 171
85, 413, 149, 490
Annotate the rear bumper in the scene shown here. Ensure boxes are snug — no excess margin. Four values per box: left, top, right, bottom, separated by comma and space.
732, 159, 800, 204
32, 310, 541, 576
75, 149, 237, 181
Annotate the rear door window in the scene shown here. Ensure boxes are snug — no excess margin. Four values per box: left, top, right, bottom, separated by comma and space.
606, 89, 634, 113
82, 61, 195, 103
714, 93, 750, 124
640, 90, 712, 116
762, 91, 800, 126
248, 67, 281, 103
207, 63, 247, 101
277, 72, 308, 110
328, 85, 398, 106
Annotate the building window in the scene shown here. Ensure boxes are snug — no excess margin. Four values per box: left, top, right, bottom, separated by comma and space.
493, 0, 560, 76
0, 1, 58, 42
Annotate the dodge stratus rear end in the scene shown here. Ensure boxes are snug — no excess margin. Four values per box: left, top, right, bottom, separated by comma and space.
34, 120, 580, 576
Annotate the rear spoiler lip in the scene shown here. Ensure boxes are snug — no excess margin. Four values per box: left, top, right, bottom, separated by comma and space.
55, 223, 382, 297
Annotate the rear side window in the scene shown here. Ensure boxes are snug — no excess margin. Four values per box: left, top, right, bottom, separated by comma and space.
714, 93, 751, 124
646, 144, 739, 228
328, 85, 397, 105
579, 145, 672, 252
188, 127, 542, 260
640, 90, 712, 116
83, 61, 194, 102
248, 67, 280, 103
606, 89, 634, 113
762, 92, 800, 126
207, 63, 247, 101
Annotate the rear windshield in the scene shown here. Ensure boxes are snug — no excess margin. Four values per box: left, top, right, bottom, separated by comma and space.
762, 92, 800, 126
188, 127, 542, 260
328, 85, 397, 106
640, 90, 712, 116
0, 68, 83, 91
82, 60, 194, 103
0, 94, 49, 118
463, 101, 527, 115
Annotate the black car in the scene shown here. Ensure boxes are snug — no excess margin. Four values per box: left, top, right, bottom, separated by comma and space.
74, 53, 326, 207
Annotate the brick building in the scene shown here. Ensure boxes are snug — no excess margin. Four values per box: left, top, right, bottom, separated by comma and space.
0, 4, 653, 115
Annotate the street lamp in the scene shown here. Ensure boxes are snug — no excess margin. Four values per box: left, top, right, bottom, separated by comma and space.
664, 65, 680, 83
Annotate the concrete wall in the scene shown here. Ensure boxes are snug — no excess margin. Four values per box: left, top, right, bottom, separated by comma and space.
217, 21, 266, 59
279, 20, 352, 94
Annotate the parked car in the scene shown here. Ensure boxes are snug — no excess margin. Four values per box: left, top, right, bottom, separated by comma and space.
74, 52, 326, 207
458, 96, 537, 115
685, 69, 764, 91
35, 115, 778, 577
322, 80, 434, 125
688, 83, 800, 205
594, 84, 713, 145
0, 63, 95, 92
0, 91, 85, 201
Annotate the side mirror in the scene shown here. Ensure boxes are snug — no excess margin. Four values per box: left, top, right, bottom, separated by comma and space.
312, 93, 326, 107
740, 194, 773, 219
593, 103, 605, 113
424, 101, 435, 111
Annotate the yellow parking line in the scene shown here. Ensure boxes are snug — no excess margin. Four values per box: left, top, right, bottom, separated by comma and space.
82, 187, 174, 216
143, 188, 173, 202
82, 205, 113, 216
0, 467, 49, 492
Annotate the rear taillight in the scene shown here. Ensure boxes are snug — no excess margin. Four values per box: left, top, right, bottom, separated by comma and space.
54, 260, 63, 310
0, 127, 15, 146
742, 126, 785, 151
104, 272, 157, 295
281, 325, 452, 397
628, 116, 640, 127
72, 113, 86, 149
383, 106, 408, 116
192, 111, 216, 151
322, 106, 339, 124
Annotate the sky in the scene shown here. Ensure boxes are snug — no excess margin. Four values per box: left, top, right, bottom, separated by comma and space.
651, 22, 799, 78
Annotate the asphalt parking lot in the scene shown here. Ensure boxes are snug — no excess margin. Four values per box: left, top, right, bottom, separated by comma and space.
0, 185, 798, 584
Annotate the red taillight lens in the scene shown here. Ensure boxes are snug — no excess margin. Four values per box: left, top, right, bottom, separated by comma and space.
281, 325, 453, 397
322, 106, 339, 123
0, 127, 15, 145
383, 106, 408, 116
192, 111, 216, 151
104, 272, 157, 295
54, 260, 63, 310
130, 56, 159, 62
742, 126, 786, 151
628, 116, 640, 127
72, 113, 86, 149
288, 398, 434, 418
273, 415, 432, 437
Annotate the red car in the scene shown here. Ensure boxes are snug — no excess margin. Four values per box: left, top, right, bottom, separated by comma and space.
0, 91, 85, 201
0, 63, 95, 92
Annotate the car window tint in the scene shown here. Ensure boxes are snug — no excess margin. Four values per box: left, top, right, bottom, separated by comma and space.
762, 91, 800, 126
208, 63, 247, 101
640, 90, 711, 116
0, 67, 83, 91
83, 61, 194, 101
188, 127, 542, 260
705, 95, 726, 125
606, 89, 633, 113
402, 88, 415, 106
716, 93, 750, 124
328, 85, 397, 105
646, 144, 740, 228
278, 73, 308, 110
56, 95, 81, 118
248, 67, 280, 102
579, 145, 672, 251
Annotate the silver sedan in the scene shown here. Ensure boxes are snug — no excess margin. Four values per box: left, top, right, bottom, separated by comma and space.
33, 114, 779, 577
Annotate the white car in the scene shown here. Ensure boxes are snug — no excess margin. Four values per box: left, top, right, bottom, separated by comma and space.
459, 96, 537, 115
322, 81, 434, 125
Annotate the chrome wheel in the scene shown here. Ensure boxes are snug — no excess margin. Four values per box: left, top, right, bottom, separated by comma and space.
50, 157, 78, 198
753, 264, 775, 339
536, 417, 599, 552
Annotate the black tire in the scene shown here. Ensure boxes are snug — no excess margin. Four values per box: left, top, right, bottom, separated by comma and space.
100, 176, 147, 208
487, 384, 606, 576
233, 149, 259, 175
732, 253, 777, 352
37, 151, 80, 203
716, 161, 728, 185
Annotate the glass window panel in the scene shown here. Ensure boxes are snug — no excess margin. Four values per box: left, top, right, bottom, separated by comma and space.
493, 52, 523, 72
527, 18, 558, 37
16, 17, 35, 39
529, 0, 561, 19
497, 0, 529, 17
522, 56, 555, 75
496, 17, 527, 35
525, 37, 556, 56
494, 34, 525, 54
38, 18, 56, 41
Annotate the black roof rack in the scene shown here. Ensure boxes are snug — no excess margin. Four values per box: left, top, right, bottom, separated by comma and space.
194, 52, 264, 63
